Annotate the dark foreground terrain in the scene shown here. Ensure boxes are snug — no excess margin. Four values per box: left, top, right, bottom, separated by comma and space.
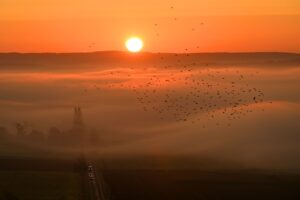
0, 157, 82, 200
1, 157, 300, 200
102, 169, 300, 200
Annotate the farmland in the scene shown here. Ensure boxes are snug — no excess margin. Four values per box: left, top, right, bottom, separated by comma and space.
0, 158, 82, 200
102, 169, 300, 200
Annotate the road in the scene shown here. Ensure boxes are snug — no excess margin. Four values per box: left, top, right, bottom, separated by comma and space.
86, 160, 109, 200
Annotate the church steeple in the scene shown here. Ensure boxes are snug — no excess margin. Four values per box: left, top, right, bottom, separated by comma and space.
73, 106, 84, 127
72, 106, 85, 135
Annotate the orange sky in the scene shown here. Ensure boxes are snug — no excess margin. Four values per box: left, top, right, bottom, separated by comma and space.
1, 0, 300, 52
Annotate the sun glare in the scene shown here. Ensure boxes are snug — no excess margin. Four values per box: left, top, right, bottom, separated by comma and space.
125, 37, 143, 53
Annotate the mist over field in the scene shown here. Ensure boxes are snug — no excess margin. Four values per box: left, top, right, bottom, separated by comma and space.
0, 52, 299, 171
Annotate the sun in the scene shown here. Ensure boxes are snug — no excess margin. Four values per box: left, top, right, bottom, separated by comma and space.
125, 37, 143, 53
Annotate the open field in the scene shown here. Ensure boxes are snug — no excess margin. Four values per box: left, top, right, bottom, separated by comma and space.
102, 169, 300, 200
1, 156, 300, 200
0, 158, 82, 200
0, 171, 80, 200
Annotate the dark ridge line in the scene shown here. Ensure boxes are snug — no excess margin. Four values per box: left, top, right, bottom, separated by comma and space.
0, 51, 299, 56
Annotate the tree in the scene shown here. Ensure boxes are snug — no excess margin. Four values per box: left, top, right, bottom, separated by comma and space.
0, 126, 10, 143
15, 123, 26, 138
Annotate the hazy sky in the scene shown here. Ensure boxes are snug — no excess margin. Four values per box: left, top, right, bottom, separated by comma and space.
1, 0, 300, 52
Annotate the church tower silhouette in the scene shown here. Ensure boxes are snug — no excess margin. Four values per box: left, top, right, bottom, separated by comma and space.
73, 106, 84, 131
72, 106, 86, 149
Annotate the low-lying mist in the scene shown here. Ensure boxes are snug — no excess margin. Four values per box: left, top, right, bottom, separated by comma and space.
0, 52, 299, 171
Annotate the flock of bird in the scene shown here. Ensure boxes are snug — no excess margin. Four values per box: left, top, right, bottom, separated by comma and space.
81, 62, 267, 127
131, 66, 266, 126
81, 5, 268, 127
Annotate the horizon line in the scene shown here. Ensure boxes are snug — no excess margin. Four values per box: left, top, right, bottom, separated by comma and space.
0, 50, 299, 55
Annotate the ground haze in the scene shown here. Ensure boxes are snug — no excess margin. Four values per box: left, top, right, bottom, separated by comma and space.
0, 52, 300, 199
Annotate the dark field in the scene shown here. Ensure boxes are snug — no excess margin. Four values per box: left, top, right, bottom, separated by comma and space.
1, 157, 300, 199
102, 169, 300, 200
0, 158, 82, 200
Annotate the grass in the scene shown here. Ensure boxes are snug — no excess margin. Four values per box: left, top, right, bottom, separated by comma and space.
102, 169, 300, 200
0, 171, 81, 200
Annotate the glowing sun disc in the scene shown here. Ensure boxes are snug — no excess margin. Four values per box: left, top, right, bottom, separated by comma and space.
126, 37, 143, 52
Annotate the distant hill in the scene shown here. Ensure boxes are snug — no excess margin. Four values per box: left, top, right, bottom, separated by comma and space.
0, 51, 299, 72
